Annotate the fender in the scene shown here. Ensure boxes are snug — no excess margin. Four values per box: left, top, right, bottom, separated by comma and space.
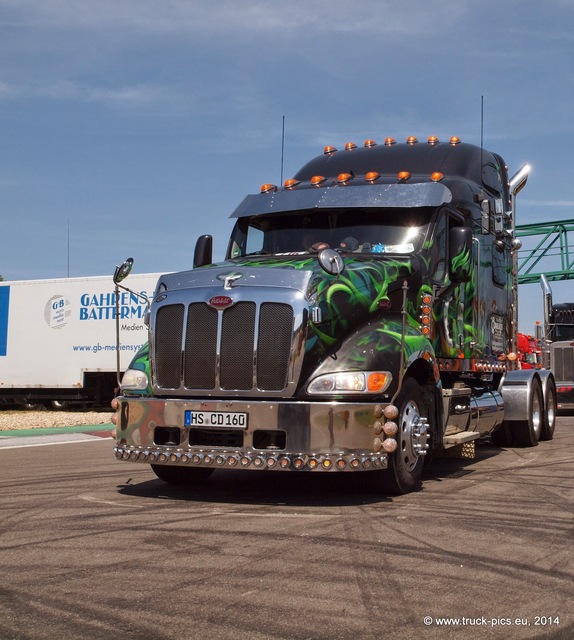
498, 369, 541, 422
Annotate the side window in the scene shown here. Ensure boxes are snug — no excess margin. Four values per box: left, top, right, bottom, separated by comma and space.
431, 214, 447, 284
229, 220, 265, 258
246, 226, 264, 255
492, 242, 509, 286
431, 210, 469, 286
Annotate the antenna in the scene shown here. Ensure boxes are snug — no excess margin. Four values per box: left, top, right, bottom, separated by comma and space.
480, 95, 484, 149
480, 95, 484, 170
280, 115, 285, 185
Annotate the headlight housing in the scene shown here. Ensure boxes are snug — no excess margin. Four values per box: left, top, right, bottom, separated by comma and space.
307, 371, 391, 395
121, 368, 149, 391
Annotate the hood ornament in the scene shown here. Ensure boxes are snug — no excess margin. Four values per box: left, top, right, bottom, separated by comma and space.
217, 272, 243, 290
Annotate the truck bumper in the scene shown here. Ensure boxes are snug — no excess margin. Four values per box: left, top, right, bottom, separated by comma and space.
556, 383, 574, 410
114, 397, 389, 472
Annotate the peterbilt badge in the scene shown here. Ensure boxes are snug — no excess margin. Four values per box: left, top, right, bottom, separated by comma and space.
208, 295, 233, 309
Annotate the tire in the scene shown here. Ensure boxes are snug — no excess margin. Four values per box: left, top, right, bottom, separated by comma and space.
540, 377, 557, 441
381, 378, 429, 494
23, 402, 47, 411
51, 400, 70, 411
150, 464, 214, 485
491, 422, 513, 447
513, 377, 543, 447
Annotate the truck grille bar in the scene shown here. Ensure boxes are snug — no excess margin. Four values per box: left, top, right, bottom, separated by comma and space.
154, 301, 294, 393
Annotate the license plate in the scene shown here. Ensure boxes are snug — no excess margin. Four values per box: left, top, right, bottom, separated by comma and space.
184, 410, 248, 429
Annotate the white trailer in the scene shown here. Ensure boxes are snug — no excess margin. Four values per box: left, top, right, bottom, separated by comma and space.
0, 273, 160, 408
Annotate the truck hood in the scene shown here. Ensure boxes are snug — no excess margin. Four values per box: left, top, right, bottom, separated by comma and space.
155, 254, 418, 354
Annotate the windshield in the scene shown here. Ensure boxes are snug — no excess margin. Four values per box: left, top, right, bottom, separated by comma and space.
227, 208, 434, 258
553, 325, 574, 341
524, 353, 540, 365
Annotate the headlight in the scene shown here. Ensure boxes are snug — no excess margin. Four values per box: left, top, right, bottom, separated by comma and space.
121, 368, 148, 390
307, 371, 391, 394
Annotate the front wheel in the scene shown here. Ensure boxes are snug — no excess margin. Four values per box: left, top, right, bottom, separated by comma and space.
150, 464, 214, 485
381, 378, 429, 494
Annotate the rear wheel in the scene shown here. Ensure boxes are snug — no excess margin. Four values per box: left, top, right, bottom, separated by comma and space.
513, 377, 543, 447
51, 400, 70, 411
540, 377, 557, 441
491, 422, 512, 447
381, 378, 429, 494
150, 464, 214, 485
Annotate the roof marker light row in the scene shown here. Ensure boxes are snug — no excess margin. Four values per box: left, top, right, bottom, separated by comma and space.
324, 135, 461, 154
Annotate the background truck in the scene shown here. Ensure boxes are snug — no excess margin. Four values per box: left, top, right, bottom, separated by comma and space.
517, 331, 542, 369
113, 134, 557, 494
0, 273, 159, 408
539, 275, 574, 409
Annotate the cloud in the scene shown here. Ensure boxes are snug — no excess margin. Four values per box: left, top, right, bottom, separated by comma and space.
0, 0, 468, 36
0, 81, 18, 98
37, 81, 165, 105
0, 79, 167, 107
522, 200, 574, 207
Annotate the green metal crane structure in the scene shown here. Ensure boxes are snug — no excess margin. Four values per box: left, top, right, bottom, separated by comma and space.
516, 218, 574, 284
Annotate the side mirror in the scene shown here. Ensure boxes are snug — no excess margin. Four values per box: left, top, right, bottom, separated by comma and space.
449, 227, 473, 283
113, 257, 134, 284
112, 257, 150, 389
318, 248, 345, 277
194, 235, 213, 268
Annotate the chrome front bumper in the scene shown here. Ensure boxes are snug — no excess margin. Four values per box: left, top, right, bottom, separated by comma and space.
114, 397, 390, 472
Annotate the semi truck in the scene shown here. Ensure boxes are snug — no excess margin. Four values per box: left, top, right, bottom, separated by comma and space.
539, 276, 574, 409
112, 135, 557, 494
517, 331, 542, 369
0, 273, 160, 408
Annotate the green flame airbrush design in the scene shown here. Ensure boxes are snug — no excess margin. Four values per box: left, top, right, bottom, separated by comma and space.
235, 254, 415, 348
451, 242, 472, 281
310, 257, 414, 348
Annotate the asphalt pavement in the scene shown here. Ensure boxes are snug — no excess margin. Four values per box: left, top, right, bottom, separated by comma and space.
0, 417, 572, 640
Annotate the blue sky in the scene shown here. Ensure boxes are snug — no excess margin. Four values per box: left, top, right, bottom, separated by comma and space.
1, 0, 573, 332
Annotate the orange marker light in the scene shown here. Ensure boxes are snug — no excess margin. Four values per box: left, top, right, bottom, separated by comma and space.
337, 173, 352, 183
450, 136, 461, 145
430, 172, 444, 182
365, 171, 380, 182
364, 139, 377, 148
260, 183, 277, 193
406, 136, 418, 145
367, 372, 388, 392
384, 137, 396, 146
284, 178, 300, 189
345, 142, 357, 151
311, 175, 326, 186
324, 145, 337, 154
428, 136, 439, 145
397, 171, 411, 181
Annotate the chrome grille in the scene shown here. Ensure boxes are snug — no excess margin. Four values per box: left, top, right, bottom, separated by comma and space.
154, 301, 294, 393
155, 304, 184, 389
552, 343, 574, 381
257, 302, 294, 390
220, 302, 256, 390
184, 303, 217, 389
